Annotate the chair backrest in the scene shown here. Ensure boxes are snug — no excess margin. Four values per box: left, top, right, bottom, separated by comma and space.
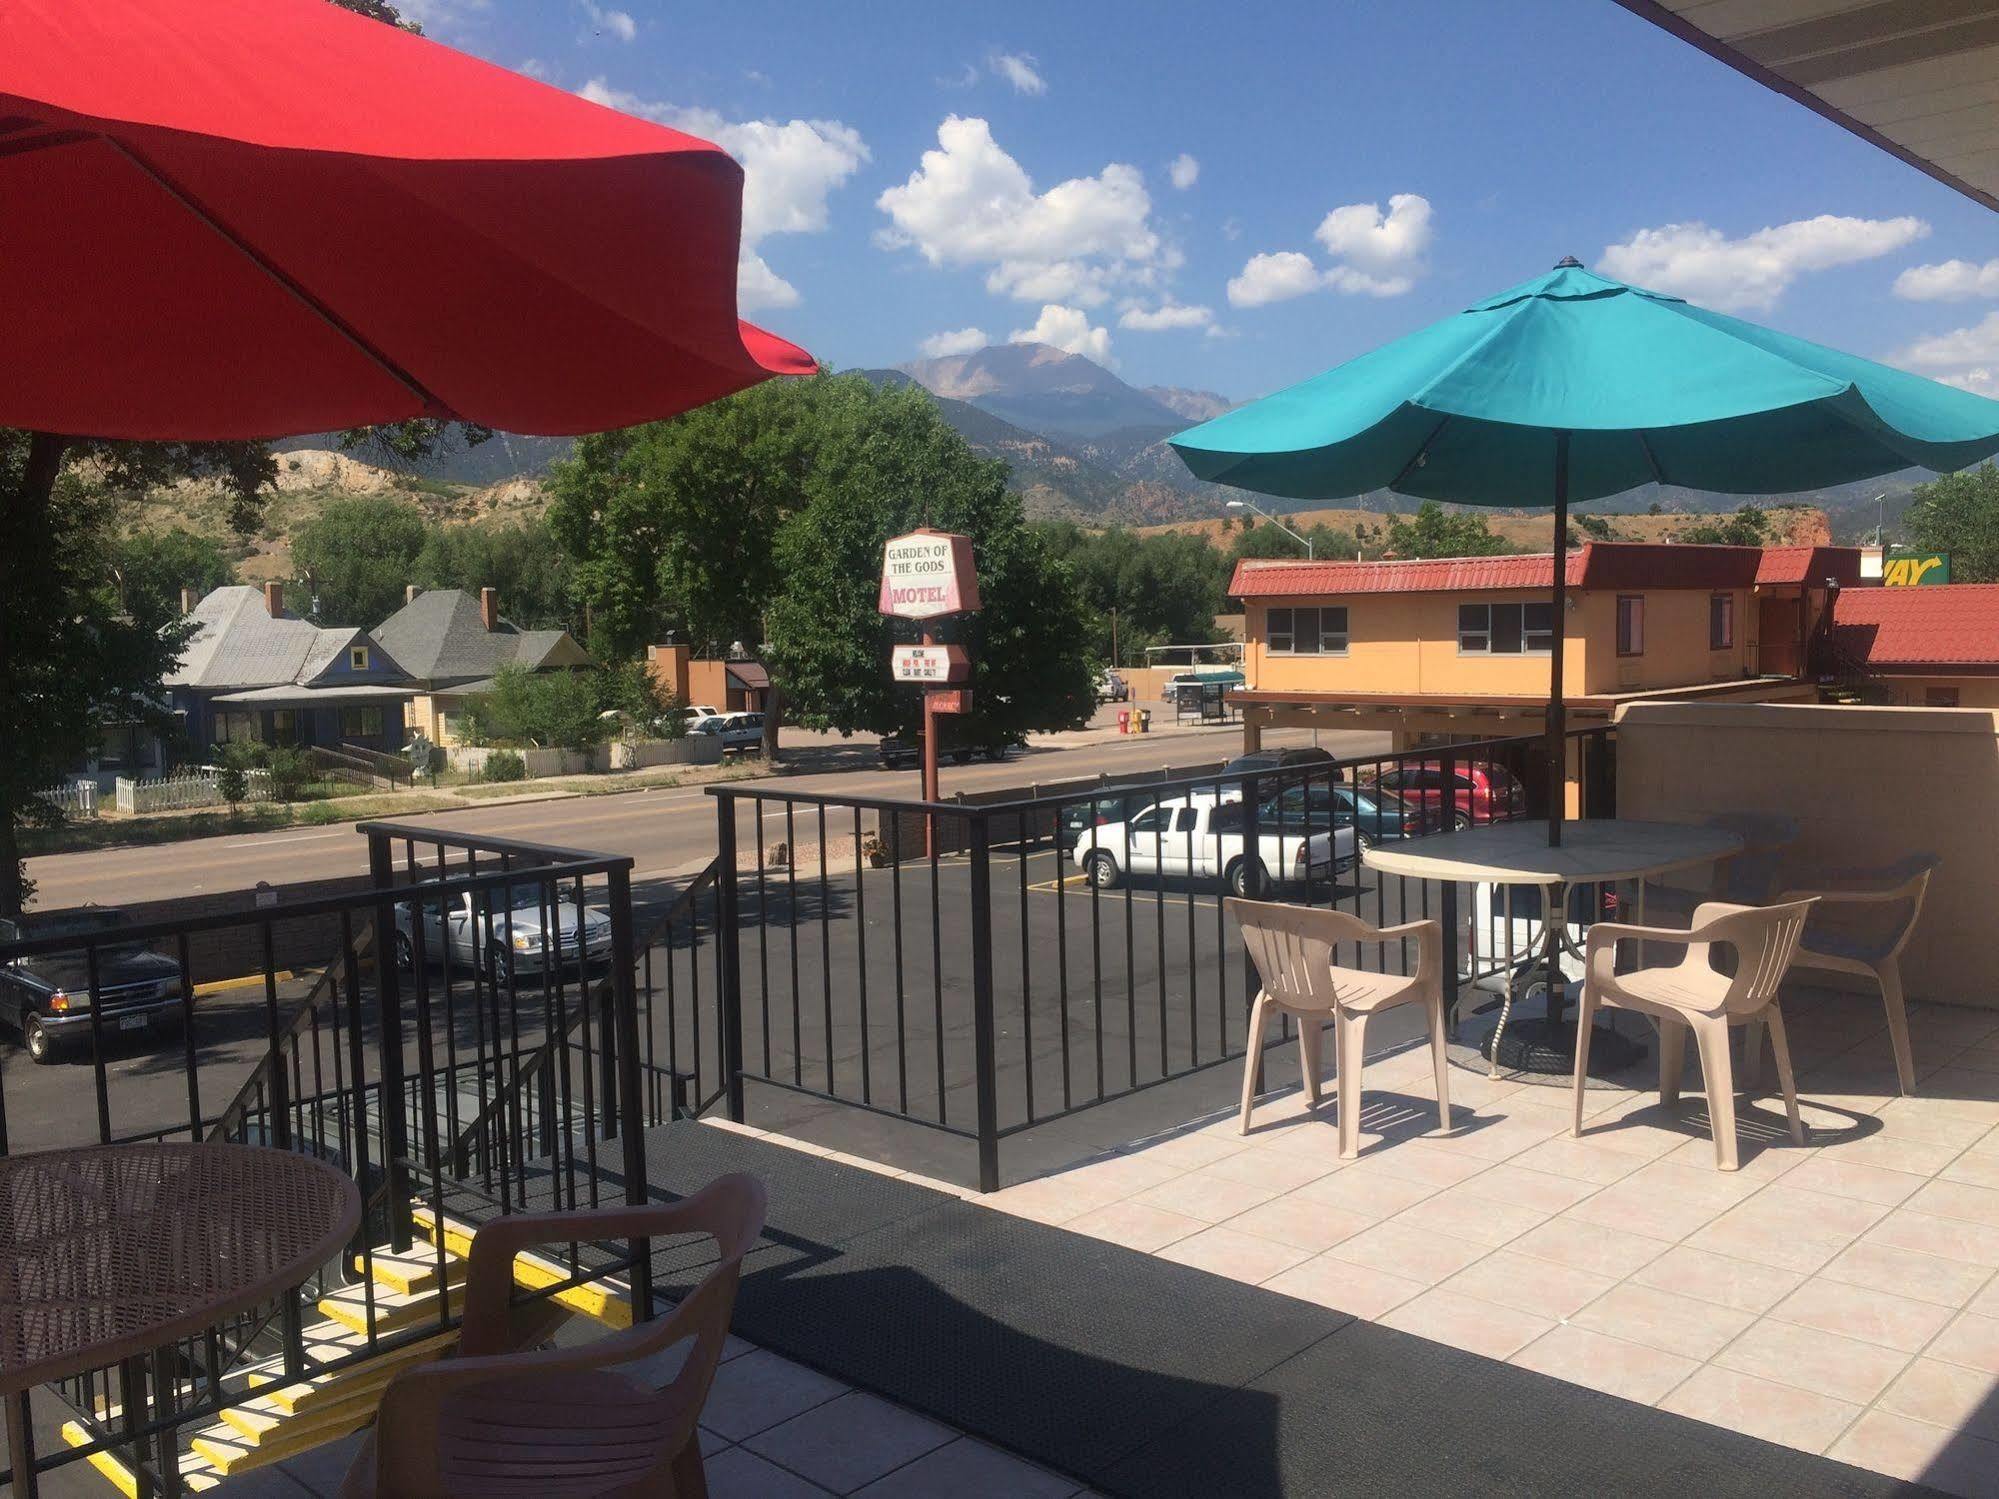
1226, 897, 1373, 1014
1705, 812, 1800, 904
1683, 899, 1816, 1015
367, 1174, 767, 1493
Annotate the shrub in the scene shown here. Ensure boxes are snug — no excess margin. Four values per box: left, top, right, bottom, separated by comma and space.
215, 761, 248, 810
478, 749, 527, 783
264, 745, 314, 803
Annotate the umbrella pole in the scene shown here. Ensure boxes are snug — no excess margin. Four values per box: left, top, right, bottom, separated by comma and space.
1546, 432, 1569, 849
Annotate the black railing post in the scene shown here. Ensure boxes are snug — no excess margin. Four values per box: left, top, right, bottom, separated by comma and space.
368, 830, 414, 1253
605, 861, 654, 1314
715, 794, 746, 1123
968, 813, 1001, 1193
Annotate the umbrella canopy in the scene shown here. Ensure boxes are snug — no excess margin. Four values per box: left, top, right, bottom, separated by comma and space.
1171, 260, 1999, 844
0, 0, 814, 440
1173, 264, 1999, 504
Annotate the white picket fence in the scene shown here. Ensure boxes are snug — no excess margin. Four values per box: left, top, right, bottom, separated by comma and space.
114, 766, 274, 815
37, 782, 99, 818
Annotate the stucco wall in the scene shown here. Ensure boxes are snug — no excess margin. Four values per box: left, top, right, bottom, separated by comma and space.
1614, 701, 1999, 1008
1870, 676, 1999, 710
1574, 588, 1754, 694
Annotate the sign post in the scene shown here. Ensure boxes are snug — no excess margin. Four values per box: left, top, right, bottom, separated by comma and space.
879, 529, 982, 853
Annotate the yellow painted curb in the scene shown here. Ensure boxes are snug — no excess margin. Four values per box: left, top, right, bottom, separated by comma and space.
191, 969, 296, 997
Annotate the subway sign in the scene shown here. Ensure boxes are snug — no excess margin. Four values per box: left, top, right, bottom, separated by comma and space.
1883, 551, 1950, 586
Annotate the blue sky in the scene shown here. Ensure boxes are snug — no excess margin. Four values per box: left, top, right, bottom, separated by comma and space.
408, 0, 1999, 403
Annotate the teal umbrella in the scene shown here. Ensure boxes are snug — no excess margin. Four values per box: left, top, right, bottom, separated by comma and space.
1173, 258, 1999, 845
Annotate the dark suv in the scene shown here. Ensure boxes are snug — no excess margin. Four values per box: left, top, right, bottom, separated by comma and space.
0, 908, 187, 1063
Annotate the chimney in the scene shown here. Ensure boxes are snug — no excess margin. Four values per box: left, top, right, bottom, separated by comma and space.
179, 587, 197, 614
405, 584, 419, 605
479, 586, 498, 632
264, 581, 284, 617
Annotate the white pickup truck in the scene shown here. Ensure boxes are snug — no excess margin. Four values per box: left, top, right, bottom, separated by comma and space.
1072, 791, 1355, 897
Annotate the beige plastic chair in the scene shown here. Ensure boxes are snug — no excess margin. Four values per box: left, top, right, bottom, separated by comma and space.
343, 1174, 767, 1499
1228, 897, 1448, 1158
1572, 900, 1815, 1171
1642, 812, 1800, 922
1758, 854, 1938, 1096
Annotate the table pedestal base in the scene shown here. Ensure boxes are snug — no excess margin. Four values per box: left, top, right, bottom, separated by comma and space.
1480, 1016, 1646, 1077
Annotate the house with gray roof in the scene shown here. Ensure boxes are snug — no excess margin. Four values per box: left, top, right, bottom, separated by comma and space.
166, 583, 416, 755
372, 587, 593, 745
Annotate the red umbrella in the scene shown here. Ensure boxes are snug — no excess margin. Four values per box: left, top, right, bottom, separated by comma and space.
0, 0, 814, 440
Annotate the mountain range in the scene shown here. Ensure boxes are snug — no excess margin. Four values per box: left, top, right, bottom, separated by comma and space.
278, 341, 1932, 539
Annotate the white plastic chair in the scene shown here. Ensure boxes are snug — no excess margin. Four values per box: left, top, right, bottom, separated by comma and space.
1572, 900, 1816, 1171
1228, 897, 1448, 1158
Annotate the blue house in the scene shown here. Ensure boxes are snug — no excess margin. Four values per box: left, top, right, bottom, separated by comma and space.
166, 583, 416, 755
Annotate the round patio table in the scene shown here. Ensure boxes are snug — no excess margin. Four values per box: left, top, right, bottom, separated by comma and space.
0, 1142, 361, 1494
1363, 819, 1744, 1077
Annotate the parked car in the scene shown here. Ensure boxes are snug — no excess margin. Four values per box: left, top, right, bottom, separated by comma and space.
1094, 670, 1129, 704
693, 712, 765, 753
1072, 791, 1355, 896
679, 704, 724, 725
1221, 747, 1335, 776
0, 908, 186, 1063
393, 888, 615, 985
1263, 781, 1437, 852
1058, 790, 1157, 851
1372, 759, 1526, 831
878, 732, 1017, 769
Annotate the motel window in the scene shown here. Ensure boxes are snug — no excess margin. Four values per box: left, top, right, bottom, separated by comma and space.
1709, 593, 1734, 651
340, 705, 384, 739
1617, 595, 1645, 657
349, 645, 371, 671
1925, 687, 1961, 708
1265, 606, 1349, 656
1458, 602, 1554, 655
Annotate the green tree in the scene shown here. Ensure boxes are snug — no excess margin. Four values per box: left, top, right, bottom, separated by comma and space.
114, 528, 236, 619
1905, 462, 1999, 583
469, 665, 606, 753
765, 381, 1094, 743
1382, 501, 1512, 558
290, 496, 428, 625
1678, 504, 1772, 547
1037, 522, 1229, 666
411, 519, 577, 631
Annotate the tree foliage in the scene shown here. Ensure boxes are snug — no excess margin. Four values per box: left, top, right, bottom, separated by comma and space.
1905, 462, 1999, 584
411, 520, 578, 632
1378, 501, 1513, 558
1034, 521, 1228, 667
289, 496, 429, 625
114, 528, 236, 620
463, 665, 605, 753
1678, 504, 1773, 547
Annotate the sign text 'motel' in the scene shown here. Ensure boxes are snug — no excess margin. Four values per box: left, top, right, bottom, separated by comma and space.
877, 528, 981, 621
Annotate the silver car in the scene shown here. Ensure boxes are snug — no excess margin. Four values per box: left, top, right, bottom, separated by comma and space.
393, 889, 615, 984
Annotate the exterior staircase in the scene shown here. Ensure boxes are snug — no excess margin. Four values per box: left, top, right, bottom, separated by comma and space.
59, 1211, 634, 1496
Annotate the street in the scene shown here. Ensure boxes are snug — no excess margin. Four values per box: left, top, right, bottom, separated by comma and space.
26, 714, 1389, 909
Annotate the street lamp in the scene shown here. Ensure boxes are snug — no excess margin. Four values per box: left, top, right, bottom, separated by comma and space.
1225, 498, 1314, 558
1869, 491, 1889, 547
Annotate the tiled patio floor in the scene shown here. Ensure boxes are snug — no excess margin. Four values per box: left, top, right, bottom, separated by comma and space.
972, 985, 1999, 1498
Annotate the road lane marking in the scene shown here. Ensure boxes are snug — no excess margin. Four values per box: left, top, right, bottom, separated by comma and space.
230, 830, 353, 849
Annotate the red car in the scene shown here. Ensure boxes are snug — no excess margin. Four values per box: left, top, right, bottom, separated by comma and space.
1371, 759, 1526, 831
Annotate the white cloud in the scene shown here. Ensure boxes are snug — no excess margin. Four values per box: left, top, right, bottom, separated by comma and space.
876, 116, 1168, 308
1169, 153, 1199, 191
990, 52, 1047, 95
1010, 304, 1113, 364
1599, 214, 1929, 312
1894, 312, 1999, 398
579, 80, 868, 311
578, 1, 635, 41
920, 327, 990, 357
1227, 251, 1321, 308
1119, 300, 1213, 332
1894, 257, 1999, 302
1313, 193, 1431, 297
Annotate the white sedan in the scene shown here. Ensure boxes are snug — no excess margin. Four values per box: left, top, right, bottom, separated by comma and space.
1072, 792, 1355, 897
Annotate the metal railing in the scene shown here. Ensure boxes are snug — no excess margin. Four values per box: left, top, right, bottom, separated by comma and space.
0, 822, 669, 1498
705, 727, 1617, 1190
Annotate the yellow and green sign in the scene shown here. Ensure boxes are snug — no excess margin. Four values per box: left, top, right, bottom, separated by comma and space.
1883, 551, 1950, 586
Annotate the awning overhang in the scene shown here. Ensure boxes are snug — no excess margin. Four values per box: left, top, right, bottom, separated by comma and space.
209, 685, 417, 705
1615, 0, 1999, 214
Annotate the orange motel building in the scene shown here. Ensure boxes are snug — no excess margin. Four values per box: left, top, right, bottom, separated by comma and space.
1228, 542, 1867, 801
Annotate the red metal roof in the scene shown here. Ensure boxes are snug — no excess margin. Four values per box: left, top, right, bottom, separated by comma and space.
1755, 545, 1865, 586
1228, 542, 1786, 599
1833, 584, 1999, 669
